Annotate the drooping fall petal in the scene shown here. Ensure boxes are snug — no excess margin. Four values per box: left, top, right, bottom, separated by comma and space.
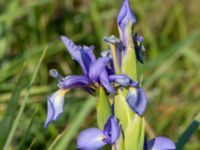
44, 89, 67, 127
77, 128, 106, 150
126, 87, 147, 116
148, 136, 176, 150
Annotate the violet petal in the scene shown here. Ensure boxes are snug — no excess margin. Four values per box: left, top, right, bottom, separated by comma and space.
117, 0, 137, 28
61, 75, 92, 89
126, 87, 147, 116
117, 0, 137, 45
77, 128, 106, 150
44, 97, 55, 128
100, 70, 116, 94
103, 116, 120, 144
44, 89, 66, 127
89, 57, 110, 82
148, 136, 176, 150
61, 36, 95, 75
109, 74, 131, 87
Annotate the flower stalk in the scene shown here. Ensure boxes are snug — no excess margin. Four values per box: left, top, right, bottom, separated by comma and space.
44, 0, 176, 150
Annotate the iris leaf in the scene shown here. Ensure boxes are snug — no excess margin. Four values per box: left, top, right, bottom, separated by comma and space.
114, 89, 134, 132
97, 86, 112, 130
125, 115, 145, 150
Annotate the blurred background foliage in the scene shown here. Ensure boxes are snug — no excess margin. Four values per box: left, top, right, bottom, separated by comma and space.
0, 0, 199, 149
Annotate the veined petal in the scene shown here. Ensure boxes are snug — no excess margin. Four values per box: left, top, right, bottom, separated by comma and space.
109, 74, 131, 87
100, 70, 116, 94
61, 75, 92, 89
89, 57, 110, 82
83, 45, 96, 63
61, 36, 95, 75
77, 128, 106, 150
103, 116, 120, 144
126, 87, 147, 116
44, 89, 68, 128
148, 136, 176, 150
44, 97, 55, 128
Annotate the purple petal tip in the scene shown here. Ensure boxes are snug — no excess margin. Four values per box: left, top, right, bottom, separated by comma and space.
148, 136, 176, 150
77, 128, 106, 149
126, 87, 147, 116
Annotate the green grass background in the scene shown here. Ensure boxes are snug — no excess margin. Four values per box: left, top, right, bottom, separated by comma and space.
0, 0, 199, 149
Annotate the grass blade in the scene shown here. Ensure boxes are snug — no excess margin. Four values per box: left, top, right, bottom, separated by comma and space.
176, 112, 200, 150
3, 47, 47, 150
0, 66, 25, 147
17, 109, 38, 150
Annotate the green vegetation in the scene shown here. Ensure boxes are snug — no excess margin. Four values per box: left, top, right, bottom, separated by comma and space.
0, 0, 199, 149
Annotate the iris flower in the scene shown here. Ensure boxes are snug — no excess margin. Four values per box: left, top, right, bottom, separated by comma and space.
44, 36, 147, 127
144, 136, 176, 150
44, 36, 115, 127
77, 116, 120, 150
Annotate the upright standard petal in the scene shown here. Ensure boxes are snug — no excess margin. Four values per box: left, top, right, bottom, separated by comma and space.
61, 36, 95, 75
77, 128, 106, 150
61, 75, 92, 89
148, 136, 176, 150
89, 57, 110, 82
44, 89, 68, 128
83, 45, 96, 63
103, 116, 120, 144
126, 87, 147, 116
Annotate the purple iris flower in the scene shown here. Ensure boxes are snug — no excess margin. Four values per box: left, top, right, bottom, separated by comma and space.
44, 36, 115, 128
144, 136, 176, 150
77, 116, 120, 150
109, 74, 147, 116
